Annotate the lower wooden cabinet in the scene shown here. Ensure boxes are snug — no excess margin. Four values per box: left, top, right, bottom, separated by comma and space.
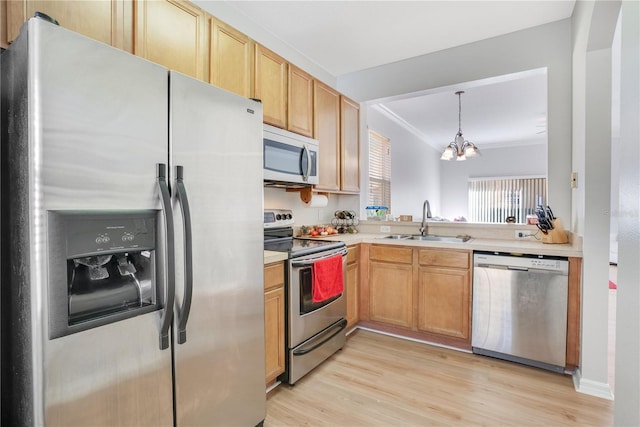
417, 248, 471, 341
345, 245, 360, 329
368, 246, 414, 329
417, 267, 470, 340
362, 244, 472, 348
264, 261, 285, 384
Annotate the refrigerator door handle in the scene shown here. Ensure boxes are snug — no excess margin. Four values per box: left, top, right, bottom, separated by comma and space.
157, 163, 176, 350
175, 165, 193, 344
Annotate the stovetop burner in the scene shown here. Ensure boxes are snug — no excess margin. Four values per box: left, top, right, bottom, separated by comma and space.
264, 209, 345, 258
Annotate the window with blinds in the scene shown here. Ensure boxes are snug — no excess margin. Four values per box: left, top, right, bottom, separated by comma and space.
468, 177, 547, 223
368, 130, 391, 211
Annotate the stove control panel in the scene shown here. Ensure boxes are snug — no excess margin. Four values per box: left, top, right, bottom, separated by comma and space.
264, 209, 294, 228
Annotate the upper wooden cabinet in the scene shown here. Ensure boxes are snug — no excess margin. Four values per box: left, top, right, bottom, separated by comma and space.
313, 80, 341, 192
209, 17, 253, 98
254, 44, 288, 128
4, 0, 131, 51
134, 0, 207, 81
287, 65, 314, 137
340, 96, 360, 193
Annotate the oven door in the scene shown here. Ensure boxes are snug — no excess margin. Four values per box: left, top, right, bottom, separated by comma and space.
288, 246, 347, 348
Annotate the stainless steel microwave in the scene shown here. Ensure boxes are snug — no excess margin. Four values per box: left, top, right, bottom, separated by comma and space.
263, 124, 319, 186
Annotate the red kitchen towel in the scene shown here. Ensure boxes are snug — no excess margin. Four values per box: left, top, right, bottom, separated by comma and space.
312, 255, 344, 303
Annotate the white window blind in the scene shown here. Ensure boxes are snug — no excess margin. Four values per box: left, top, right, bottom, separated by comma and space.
468, 177, 547, 223
368, 130, 391, 211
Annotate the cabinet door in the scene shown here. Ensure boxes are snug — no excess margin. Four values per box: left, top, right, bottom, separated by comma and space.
369, 261, 413, 328
134, 0, 206, 80
6, 0, 131, 50
209, 17, 252, 98
264, 286, 285, 383
288, 64, 314, 137
254, 44, 287, 128
345, 246, 359, 329
340, 95, 360, 193
264, 262, 285, 384
313, 81, 340, 192
417, 267, 470, 340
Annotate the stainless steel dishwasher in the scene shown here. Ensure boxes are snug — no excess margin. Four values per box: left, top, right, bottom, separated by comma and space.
472, 251, 569, 373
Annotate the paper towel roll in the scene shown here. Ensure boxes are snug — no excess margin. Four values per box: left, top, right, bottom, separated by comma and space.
303, 194, 329, 208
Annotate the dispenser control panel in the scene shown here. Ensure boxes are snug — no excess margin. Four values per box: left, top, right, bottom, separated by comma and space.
58, 211, 156, 257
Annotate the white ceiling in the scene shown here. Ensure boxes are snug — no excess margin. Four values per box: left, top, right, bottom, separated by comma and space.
376, 69, 549, 150
202, 1, 575, 150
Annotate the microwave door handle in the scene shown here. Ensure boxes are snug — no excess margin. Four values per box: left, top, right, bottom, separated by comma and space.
175, 165, 193, 345
302, 144, 310, 182
156, 163, 176, 350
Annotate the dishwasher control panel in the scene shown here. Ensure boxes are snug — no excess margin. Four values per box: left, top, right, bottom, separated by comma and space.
529, 258, 565, 270
474, 251, 568, 273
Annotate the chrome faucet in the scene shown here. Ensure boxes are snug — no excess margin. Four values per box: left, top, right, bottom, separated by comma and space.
419, 199, 432, 236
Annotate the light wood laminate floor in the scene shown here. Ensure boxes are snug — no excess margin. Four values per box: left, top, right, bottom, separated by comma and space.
265, 330, 612, 426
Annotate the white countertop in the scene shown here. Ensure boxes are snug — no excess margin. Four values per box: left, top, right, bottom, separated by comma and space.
293, 233, 583, 258
264, 250, 288, 265
263, 232, 582, 264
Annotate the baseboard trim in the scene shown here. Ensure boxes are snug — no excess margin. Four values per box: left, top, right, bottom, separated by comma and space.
572, 368, 615, 400
355, 325, 472, 353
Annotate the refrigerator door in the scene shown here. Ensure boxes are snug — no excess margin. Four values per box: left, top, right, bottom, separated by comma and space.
169, 71, 266, 426
2, 19, 173, 426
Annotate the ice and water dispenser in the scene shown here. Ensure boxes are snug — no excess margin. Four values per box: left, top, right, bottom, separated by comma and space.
48, 211, 161, 338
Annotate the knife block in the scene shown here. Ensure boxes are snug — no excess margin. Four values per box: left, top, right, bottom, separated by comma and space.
541, 218, 569, 244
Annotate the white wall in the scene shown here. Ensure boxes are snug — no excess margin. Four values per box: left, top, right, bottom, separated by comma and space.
571, 0, 621, 400
439, 144, 547, 220
615, 0, 640, 424
338, 19, 572, 230
264, 187, 359, 228
365, 106, 441, 220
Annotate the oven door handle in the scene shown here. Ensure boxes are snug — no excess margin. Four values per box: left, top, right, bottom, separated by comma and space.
291, 248, 348, 267
292, 319, 347, 356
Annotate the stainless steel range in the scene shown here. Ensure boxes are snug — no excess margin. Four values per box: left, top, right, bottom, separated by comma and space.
264, 209, 347, 385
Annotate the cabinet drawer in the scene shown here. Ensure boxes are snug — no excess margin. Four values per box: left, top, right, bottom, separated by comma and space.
264, 262, 285, 291
419, 249, 470, 269
370, 245, 413, 264
347, 245, 360, 264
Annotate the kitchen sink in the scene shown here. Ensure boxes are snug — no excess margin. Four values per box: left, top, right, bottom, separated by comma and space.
409, 235, 471, 243
381, 234, 471, 243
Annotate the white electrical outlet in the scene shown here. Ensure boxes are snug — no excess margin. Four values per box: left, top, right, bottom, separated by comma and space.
515, 230, 531, 239
380, 225, 391, 233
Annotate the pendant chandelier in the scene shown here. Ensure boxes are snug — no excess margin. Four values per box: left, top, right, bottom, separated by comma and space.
440, 91, 480, 161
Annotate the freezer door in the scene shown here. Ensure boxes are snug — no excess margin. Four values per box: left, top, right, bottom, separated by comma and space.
169, 71, 266, 426
1, 19, 173, 426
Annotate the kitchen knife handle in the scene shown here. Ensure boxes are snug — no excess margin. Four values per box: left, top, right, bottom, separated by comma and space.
175, 165, 193, 345
157, 163, 175, 350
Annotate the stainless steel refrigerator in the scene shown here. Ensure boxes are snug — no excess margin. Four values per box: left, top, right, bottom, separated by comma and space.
1, 17, 265, 426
